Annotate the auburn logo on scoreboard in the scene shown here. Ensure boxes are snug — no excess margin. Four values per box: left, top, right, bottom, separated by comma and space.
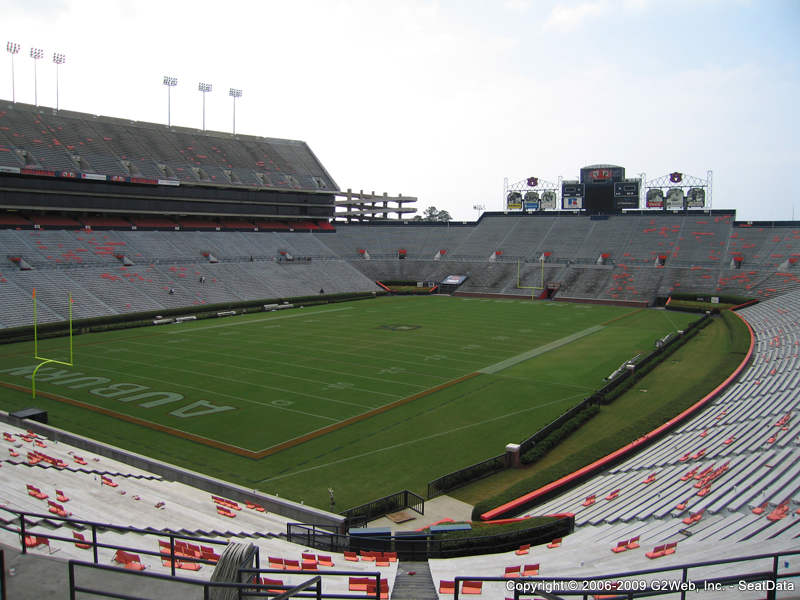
592, 169, 611, 180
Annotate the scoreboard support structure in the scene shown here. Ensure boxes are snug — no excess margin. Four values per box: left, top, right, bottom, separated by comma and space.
502, 164, 712, 214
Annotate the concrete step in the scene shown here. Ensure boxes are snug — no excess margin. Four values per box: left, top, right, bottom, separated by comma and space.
391, 560, 438, 600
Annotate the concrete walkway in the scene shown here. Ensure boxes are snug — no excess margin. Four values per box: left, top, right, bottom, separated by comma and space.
390, 561, 437, 600
367, 495, 474, 531
1, 542, 204, 599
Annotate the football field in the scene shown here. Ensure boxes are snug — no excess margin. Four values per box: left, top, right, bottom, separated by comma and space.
0, 295, 698, 509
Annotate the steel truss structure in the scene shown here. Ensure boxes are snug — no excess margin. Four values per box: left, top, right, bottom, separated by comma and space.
643, 170, 713, 209
503, 176, 561, 211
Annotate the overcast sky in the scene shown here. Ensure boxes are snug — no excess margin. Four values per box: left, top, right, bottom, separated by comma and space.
2, 0, 798, 221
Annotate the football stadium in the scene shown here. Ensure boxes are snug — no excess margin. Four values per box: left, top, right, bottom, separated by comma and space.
1, 4, 800, 599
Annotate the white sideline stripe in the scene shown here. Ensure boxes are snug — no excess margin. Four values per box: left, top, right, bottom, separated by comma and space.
166, 306, 354, 334
478, 325, 605, 375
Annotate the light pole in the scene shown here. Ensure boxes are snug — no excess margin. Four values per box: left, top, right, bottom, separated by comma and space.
198, 82, 212, 131
163, 76, 177, 127
6, 42, 20, 103
30, 47, 43, 106
52, 52, 65, 111
229, 88, 242, 135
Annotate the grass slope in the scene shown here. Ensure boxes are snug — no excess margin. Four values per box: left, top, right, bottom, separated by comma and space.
457, 310, 750, 516
0, 296, 697, 509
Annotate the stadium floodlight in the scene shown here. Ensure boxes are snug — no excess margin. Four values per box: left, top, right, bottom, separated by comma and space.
163, 75, 178, 127
30, 47, 44, 106
6, 42, 20, 103
228, 88, 242, 135
198, 81, 212, 131
52, 52, 65, 111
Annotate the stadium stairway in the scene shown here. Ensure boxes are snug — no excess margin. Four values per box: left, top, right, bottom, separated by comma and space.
390, 561, 438, 600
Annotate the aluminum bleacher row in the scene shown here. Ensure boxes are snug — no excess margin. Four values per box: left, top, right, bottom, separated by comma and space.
0, 227, 380, 328
0, 102, 336, 191
427, 290, 800, 598
328, 214, 800, 302
0, 420, 398, 595
3, 213, 800, 328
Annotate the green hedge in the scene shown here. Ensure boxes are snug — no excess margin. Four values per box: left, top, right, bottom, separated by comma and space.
519, 405, 600, 465
380, 280, 421, 286
428, 515, 573, 557
667, 292, 753, 305
666, 299, 740, 313
470, 313, 737, 521
0, 291, 383, 345
598, 317, 711, 405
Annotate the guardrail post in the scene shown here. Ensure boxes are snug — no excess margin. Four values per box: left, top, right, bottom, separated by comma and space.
681, 566, 688, 600
170, 535, 176, 577
454, 576, 460, 600
0, 550, 5, 600
91, 525, 98, 564
768, 554, 779, 600
19, 513, 26, 554
68, 561, 76, 600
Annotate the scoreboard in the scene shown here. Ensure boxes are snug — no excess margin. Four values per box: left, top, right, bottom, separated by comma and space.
561, 181, 584, 210
613, 179, 640, 210
561, 181, 584, 197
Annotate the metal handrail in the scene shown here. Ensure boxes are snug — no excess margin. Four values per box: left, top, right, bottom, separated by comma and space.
0, 505, 230, 577
451, 548, 800, 600
68, 561, 380, 600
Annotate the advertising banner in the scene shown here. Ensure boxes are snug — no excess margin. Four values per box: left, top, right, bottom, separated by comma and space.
540, 191, 557, 209
686, 188, 705, 208
524, 191, 539, 211
81, 173, 107, 181
666, 188, 685, 210
646, 189, 664, 208
506, 191, 522, 210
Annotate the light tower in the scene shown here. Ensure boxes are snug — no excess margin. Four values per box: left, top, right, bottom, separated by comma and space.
6, 42, 20, 103
163, 76, 177, 127
198, 82, 212, 131
52, 52, 65, 111
229, 88, 242, 135
30, 47, 44, 106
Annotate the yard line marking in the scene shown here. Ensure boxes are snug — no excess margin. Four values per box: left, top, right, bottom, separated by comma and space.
479, 325, 605, 374
257, 391, 586, 483
129, 337, 430, 390
74, 353, 364, 415
125, 339, 406, 399
70, 362, 340, 422
250, 372, 482, 457
166, 306, 354, 334
0, 380, 260, 456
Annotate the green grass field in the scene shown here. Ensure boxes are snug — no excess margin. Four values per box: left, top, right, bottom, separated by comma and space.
0, 295, 698, 509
